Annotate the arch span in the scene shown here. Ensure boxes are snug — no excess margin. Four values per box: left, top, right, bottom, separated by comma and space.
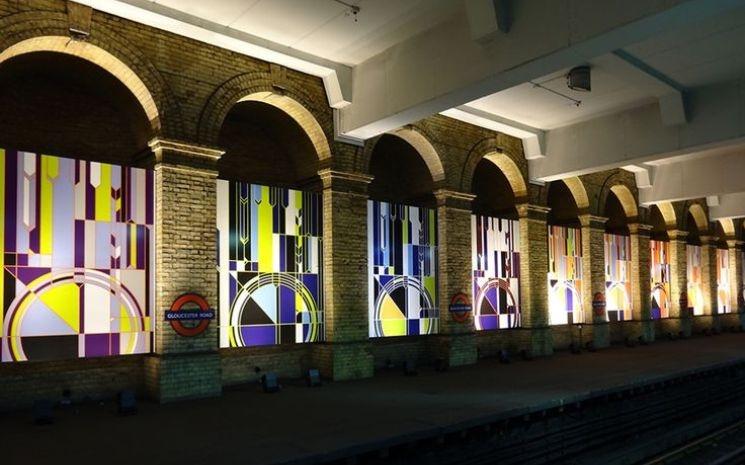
0, 36, 160, 131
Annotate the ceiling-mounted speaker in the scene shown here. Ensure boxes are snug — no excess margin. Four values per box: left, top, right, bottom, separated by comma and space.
567, 66, 591, 92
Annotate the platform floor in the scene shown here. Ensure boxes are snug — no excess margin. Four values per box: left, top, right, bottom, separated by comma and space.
3, 333, 745, 465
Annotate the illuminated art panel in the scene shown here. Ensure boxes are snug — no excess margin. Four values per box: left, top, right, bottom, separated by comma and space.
605, 233, 632, 321
368, 201, 438, 338
687, 245, 703, 315
1, 149, 153, 362
472, 215, 520, 330
650, 240, 671, 319
717, 248, 730, 314
217, 182, 323, 348
548, 225, 583, 325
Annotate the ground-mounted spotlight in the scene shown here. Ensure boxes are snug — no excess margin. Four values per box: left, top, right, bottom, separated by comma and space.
306, 369, 322, 387
117, 390, 137, 416
33, 400, 54, 425
261, 372, 280, 393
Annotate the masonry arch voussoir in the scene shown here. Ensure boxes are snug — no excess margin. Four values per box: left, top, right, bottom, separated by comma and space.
359, 126, 446, 184
459, 137, 528, 195
198, 72, 333, 157
0, 12, 182, 138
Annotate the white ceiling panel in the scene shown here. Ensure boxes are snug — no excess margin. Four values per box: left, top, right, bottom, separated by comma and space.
230, 0, 347, 47
154, 0, 258, 25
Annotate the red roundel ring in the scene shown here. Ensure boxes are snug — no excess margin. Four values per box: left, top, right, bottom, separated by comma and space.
169, 293, 212, 337
450, 292, 472, 323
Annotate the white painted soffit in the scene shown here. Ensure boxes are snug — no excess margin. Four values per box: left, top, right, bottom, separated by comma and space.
440, 106, 545, 159
75, 0, 352, 108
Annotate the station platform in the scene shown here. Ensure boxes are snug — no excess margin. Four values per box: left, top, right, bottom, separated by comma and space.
3, 333, 745, 465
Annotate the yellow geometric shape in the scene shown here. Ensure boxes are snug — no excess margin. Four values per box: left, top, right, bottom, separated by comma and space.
380, 293, 405, 320
38, 283, 80, 332
381, 318, 406, 337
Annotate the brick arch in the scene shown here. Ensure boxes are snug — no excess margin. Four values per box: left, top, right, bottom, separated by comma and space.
718, 218, 735, 238
198, 72, 332, 157
359, 126, 446, 183
0, 36, 159, 129
0, 12, 183, 138
653, 201, 677, 229
603, 184, 639, 220
685, 202, 709, 233
458, 137, 527, 194
562, 177, 590, 211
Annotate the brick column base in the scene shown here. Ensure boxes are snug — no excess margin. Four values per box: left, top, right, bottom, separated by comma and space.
529, 326, 553, 356
144, 352, 221, 402
311, 342, 373, 381
431, 333, 477, 367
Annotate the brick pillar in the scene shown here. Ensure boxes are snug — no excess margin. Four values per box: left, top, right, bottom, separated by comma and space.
668, 230, 691, 336
629, 223, 654, 341
727, 240, 744, 328
312, 169, 374, 380
580, 215, 609, 348
432, 189, 477, 367
699, 236, 719, 331
144, 139, 224, 402
517, 204, 553, 356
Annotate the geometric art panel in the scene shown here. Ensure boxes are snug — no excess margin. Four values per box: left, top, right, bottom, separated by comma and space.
472, 215, 520, 330
368, 201, 438, 338
687, 245, 703, 316
1, 149, 153, 362
217, 181, 323, 348
604, 233, 632, 322
716, 248, 730, 314
548, 225, 583, 325
650, 240, 671, 319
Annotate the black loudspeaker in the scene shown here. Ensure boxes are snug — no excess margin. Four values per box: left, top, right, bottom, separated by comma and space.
33, 400, 54, 425
569, 342, 581, 354
434, 358, 449, 372
498, 349, 511, 364
261, 372, 280, 393
306, 369, 322, 387
585, 341, 596, 353
117, 390, 137, 416
403, 360, 417, 376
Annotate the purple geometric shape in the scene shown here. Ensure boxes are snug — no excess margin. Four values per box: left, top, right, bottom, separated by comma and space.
241, 326, 275, 347
84, 333, 110, 357
279, 285, 295, 324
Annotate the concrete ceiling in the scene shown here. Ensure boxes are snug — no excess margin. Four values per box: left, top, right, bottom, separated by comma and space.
83, 0, 745, 221
152, 0, 458, 66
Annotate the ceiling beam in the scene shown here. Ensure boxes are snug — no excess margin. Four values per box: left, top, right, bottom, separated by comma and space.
604, 50, 687, 126
75, 0, 353, 108
639, 149, 745, 205
440, 105, 545, 159
709, 193, 745, 220
337, 0, 740, 140
530, 76, 745, 181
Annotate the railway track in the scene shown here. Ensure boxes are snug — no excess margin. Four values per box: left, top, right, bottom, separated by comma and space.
327, 360, 745, 465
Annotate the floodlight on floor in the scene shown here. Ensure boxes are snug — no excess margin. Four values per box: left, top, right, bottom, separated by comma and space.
261, 372, 280, 393
117, 390, 137, 415
306, 369, 321, 387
